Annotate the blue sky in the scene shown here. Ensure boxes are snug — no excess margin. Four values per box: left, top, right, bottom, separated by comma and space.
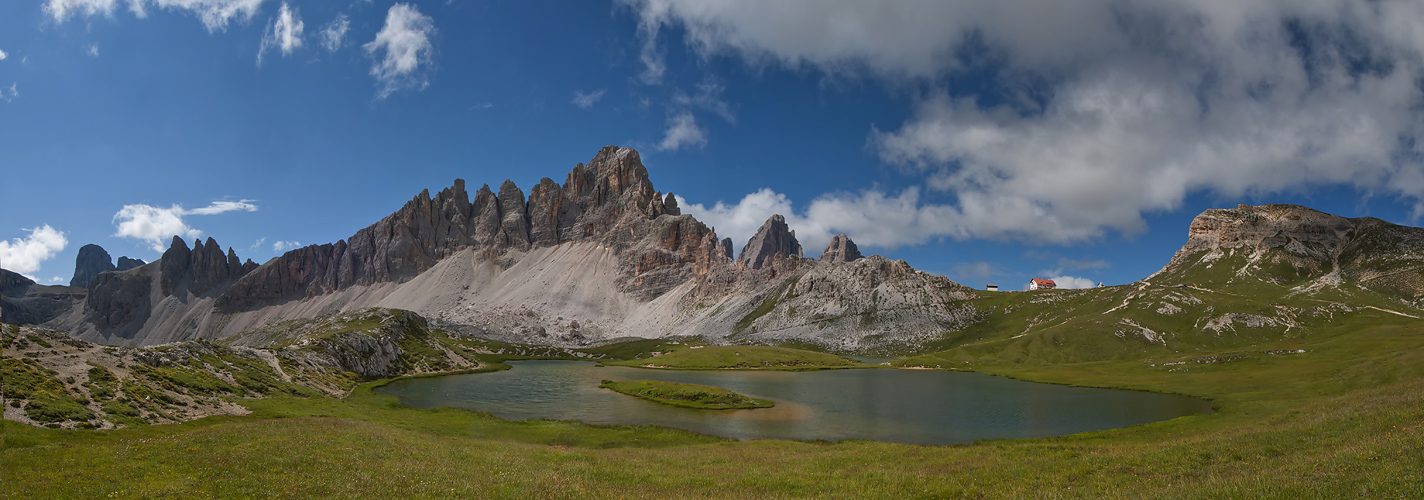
3, 0, 1424, 291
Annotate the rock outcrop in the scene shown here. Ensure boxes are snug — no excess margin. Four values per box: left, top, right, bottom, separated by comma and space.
85, 270, 152, 335
1, 268, 32, 298
1156, 203, 1424, 298
116, 257, 146, 271
216, 145, 724, 312
1175, 204, 1358, 260
3, 268, 86, 326
737, 215, 803, 269
158, 236, 254, 297
818, 234, 863, 263
70, 244, 117, 288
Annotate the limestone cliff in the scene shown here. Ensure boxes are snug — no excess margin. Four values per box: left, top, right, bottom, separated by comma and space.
1152, 203, 1424, 299
70, 244, 116, 288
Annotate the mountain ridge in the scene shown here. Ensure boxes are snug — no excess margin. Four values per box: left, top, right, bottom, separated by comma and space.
13, 151, 1424, 357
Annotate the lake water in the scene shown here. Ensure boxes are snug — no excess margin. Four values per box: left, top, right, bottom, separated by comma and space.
376, 360, 1211, 445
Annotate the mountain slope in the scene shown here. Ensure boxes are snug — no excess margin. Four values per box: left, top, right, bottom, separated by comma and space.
903, 203, 1424, 366
35, 146, 974, 352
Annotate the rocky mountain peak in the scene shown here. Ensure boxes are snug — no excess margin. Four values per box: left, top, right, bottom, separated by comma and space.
217, 145, 719, 312
116, 256, 146, 271
70, 243, 117, 288
818, 234, 863, 263
1, 268, 34, 297
158, 236, 252, 297
738, 214, 803, 269
1176, 203, 1358, 261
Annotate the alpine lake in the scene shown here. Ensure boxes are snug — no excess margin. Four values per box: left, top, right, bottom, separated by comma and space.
375, 360, 1212, 445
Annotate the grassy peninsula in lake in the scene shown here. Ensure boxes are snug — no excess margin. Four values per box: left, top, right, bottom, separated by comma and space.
599, 379, 774, 409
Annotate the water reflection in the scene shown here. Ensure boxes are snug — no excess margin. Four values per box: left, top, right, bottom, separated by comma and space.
376, 360, 1210, 445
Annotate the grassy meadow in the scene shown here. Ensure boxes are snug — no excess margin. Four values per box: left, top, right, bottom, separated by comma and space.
4, 285, 1424, 498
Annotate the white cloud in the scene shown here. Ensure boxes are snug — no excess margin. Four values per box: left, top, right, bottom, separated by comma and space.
113, 204, 202, 251
46, 276, 64, 285
320, 13, 350, 52
671, 81, 734, 123
0, 225, 68, 278
363, 3, 436, 99
257, 2, 303, 66
624, 0, 1424, 242
677, 188, 798, 253
272, 240, 300, 252
45, 0, 264, 32
678, 187, 950, 254
112, 200, 258, 251
0, 49, 7, 60
87, 44, 99, 57
571, 89, 606, 109
657, 112, 706, 151
249, 237, 266, 251
628, 0, 668, 84
1045, 276, 1098, 290
186, 199, 258, 215
0, 83, 16, 103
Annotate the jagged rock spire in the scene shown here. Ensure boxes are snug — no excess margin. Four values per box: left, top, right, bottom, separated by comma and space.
819, 234, 863, 263
737, 215, 802, 269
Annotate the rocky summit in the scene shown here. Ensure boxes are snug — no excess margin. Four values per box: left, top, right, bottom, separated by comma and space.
1151, 203, 1424, 301
70, 244, 147, 288
737, 215, 802, 270
818, 234, 863, 263
70, 244, 116, 288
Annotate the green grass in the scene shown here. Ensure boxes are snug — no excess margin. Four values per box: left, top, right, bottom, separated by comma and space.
1, 357, 95, 424
4, 283, 1424, 497
604, 345, 862, 370
599, 380, 773, 410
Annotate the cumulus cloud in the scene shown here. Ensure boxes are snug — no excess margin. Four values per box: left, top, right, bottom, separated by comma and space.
678, 187, 961, 254
571, 89, 606, 109
0, 225, 68, 278
45, 0, 264, 32
0, 49, 7, 60
257, 2, 303, 66
112, 200, 258, 251
363, 3, 436, 99
272, 240, 300, 252
1044, 276, 1098, 290
625, 0, 1424, 243
320, 13, 350, 52
677, 189, 797, 252
87, 44, 99, 57
657, 112, 707, 151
